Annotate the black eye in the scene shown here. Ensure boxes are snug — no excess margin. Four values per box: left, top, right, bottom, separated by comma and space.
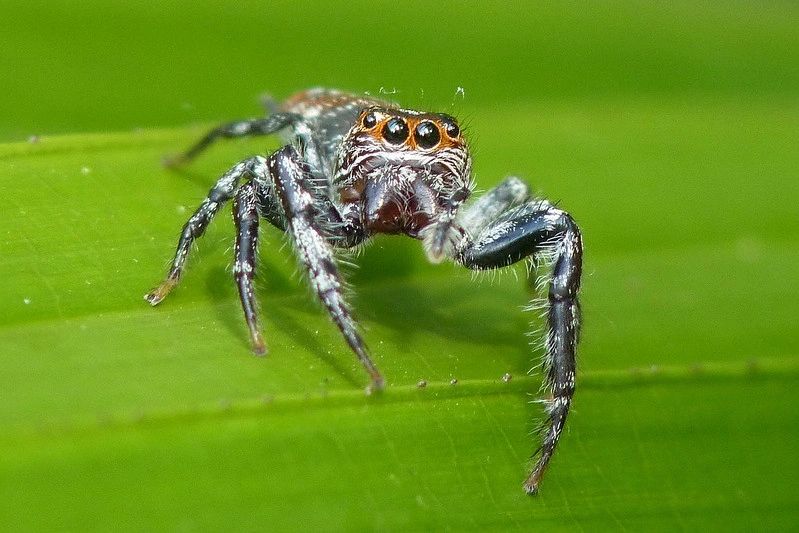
362, 111, 377, 129
414, 121, 441, 149
440, 115, 460, 138
382, 117, 409, 144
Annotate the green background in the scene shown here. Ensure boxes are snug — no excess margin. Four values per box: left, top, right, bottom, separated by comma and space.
1, 1, 798, 530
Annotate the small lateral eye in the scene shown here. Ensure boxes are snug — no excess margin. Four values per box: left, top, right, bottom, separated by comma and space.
382, 117, 409, 144
441, 116, 460, 138
414, 121, 441, 149
362, 111, 378, 129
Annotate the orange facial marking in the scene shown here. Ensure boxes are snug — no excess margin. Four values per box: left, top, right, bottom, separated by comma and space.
356, 109, 462, 151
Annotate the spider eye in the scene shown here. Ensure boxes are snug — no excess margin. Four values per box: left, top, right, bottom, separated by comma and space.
362, 111, 377, 129
414, 121, 440, 149
382, 117, 409, 144
441, 116, 460, 138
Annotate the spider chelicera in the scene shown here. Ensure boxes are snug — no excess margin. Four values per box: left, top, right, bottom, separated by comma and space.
145, 88, 583, 494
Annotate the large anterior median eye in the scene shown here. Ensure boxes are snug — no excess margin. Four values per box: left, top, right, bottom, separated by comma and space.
414, 121, 441, 149
382, 117, 409, 144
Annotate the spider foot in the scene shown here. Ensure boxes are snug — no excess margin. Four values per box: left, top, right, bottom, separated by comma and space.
523, 473, 542, 495
144, 277, 179, 306
364, 380, 383, 396
162, 153, 188, 169
364, 371, 385, 395
249, 329, 268, 357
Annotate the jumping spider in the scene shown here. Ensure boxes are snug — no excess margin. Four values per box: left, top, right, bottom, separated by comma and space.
145, 88, 583, 494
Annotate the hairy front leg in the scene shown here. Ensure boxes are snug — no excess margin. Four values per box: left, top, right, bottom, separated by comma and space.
457, 201, 583, 494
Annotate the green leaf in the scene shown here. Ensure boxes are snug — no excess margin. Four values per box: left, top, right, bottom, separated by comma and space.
1, 95, 798, 531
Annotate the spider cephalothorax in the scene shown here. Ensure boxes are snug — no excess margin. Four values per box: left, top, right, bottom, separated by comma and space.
335, 106, 473, 261
146, 88, 583, 495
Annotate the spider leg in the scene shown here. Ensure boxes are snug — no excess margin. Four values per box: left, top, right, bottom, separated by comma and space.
165, 113, 301, 167
267, 145, 384, 391
145, 156, 267, 305
259, 93, 280, 115
456, 199, 583, 495
233, 181, 266, 355
458, 176, 531, 236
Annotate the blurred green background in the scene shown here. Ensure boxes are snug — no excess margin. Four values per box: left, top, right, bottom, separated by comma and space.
3, 0, 797, 140
1, 1, 798, 531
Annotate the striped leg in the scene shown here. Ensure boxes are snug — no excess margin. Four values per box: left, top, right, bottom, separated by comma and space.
268, 146, 384, 391
233, 181, 266, 355
145, 156, 268, 306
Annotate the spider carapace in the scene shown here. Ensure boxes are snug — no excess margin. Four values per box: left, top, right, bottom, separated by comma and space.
145, 88, 583, 494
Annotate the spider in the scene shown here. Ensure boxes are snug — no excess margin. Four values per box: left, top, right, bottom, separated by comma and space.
145, 88, 583, 494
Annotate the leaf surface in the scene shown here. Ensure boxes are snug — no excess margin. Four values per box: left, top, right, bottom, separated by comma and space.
1, 97, 798, 530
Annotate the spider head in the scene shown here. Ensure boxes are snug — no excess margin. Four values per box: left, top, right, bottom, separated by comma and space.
335, 106, 473, 262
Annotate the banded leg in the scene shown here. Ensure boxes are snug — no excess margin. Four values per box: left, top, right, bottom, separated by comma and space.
145, 156, 267, 305
233, 181, 266, 355
166, 113, 301, 167
268, 146, 384, 391
457, 201, 583, 494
